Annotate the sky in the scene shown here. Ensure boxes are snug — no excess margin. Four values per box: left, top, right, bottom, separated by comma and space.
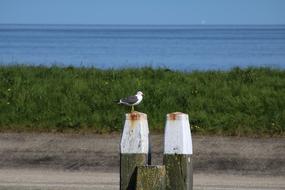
0, 0, 284, 25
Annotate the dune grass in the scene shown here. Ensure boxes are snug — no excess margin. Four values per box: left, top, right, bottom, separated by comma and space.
0, 65, 284, 136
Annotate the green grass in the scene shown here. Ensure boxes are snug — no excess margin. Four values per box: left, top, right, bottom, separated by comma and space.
0, 65, 284, 136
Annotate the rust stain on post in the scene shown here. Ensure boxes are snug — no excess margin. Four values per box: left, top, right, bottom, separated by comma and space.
168, 113, 177, 120
130, 112, 140, 120
129, 112, 140, 128
126, 111, 147, 121
167, 112, 184, 120
125, 112, 147, 129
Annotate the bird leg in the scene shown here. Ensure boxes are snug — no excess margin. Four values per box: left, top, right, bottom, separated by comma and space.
131, 106, 134, 112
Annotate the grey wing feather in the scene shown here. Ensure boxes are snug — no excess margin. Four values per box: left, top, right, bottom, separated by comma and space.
121, 95, 138, 104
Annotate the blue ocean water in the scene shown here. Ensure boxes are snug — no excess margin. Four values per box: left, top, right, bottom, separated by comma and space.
0, 24, 284, 70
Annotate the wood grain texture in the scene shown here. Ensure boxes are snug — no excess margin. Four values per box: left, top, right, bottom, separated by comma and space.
120, 154, 148, 190
135, 165, 166, 190
163, 154, 193, 190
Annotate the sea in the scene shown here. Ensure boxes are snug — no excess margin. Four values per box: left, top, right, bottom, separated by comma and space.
0, 24, 284, 71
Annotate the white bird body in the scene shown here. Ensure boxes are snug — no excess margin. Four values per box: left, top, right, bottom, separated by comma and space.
133, 94, 143, 106
117, 91, 144, 112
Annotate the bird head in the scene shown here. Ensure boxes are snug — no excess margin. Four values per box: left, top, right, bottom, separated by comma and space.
137, 91, 144, 96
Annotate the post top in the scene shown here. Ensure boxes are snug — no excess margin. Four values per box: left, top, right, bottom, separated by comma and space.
125, 111, 147, 120
167, 112, 188, 120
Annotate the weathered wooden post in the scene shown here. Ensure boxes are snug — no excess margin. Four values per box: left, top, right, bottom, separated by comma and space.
135, 165, 166, 190
163, 112, 193, 190
120, 111, 149, 190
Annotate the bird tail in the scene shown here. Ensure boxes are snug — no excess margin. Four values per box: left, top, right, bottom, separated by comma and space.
114, 99, 121, 104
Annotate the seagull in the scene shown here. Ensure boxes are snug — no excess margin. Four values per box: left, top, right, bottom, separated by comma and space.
116, 91, 144, 112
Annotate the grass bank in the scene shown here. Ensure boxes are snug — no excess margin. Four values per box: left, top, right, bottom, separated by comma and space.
0, 65, 284, 136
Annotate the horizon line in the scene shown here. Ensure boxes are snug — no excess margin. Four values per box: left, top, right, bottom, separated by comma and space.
1, 23, 285, 26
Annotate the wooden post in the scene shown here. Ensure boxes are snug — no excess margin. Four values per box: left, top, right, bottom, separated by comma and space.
120, 111, 149, 190
135, 165, 166, 190
163, 112, 193, 190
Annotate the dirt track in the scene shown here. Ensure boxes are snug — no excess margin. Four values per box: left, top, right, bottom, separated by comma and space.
0, 133, 284, 175
0, 169, 284, 190
0, 133, 284, 189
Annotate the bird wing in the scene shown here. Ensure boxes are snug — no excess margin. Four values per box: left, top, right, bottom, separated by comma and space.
121, 95, 138, 104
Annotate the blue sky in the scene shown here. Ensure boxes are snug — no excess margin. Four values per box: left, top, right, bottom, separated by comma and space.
0, 0, 284, 25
